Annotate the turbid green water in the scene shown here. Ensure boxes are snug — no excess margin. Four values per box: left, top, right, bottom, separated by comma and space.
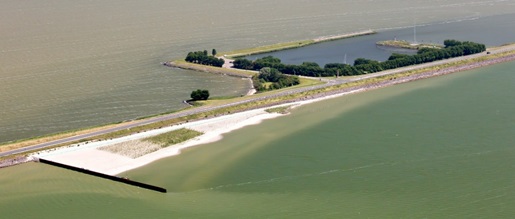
2, 1, 515, 218
2, 0, 515, 143
2, 61, 514, 218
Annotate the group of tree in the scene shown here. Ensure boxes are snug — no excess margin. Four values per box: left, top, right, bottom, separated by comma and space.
252, 67, 300, 92
234, 55, 362, 77
232, 39, 486, 76
185, 49, 224, 67
190, 89, 210, 101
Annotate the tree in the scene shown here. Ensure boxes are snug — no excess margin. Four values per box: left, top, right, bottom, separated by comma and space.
190, 89, 210, 101
444, 39, 462, 48
185, 50, 224, 67
388, 53, 410, 60
233, 58, 253, 69
258, 67, 282, 82
230, 39, 484, 77
212, 49, 217, 56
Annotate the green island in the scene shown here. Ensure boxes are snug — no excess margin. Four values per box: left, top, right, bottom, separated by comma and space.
1, 32, 515, 165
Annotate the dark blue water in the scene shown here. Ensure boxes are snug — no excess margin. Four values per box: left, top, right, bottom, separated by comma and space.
247, 13, 515, 66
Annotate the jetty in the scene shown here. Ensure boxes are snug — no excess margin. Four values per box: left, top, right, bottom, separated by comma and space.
37, 158, 167, 193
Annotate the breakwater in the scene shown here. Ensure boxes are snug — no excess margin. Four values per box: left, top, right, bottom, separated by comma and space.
164, 61, 253, 78
224, 30, 376, 58
37, 158, 167, 193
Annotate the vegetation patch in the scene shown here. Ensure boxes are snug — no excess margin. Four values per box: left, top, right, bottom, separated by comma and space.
144, 128, 203, 147
265, 106, 292, 114
100, 128, 203, 158
99, 140, 162, 158
190, 89, 210, 101
253, 66, 300, 92
185, 50, 224, 67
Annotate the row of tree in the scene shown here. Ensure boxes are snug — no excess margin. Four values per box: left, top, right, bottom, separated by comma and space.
232, 39, 486, 77
253, 67, 300, 92
185, 50, 224, 67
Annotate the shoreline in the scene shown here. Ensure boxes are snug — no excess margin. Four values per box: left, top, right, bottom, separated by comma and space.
2, 39, 515, 171
32, 108, 288, 175
26, 51, 515, 175
31, 87, 369, 175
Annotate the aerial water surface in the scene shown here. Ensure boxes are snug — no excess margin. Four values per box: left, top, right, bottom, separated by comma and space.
1, 0, 514, 142
2, 61, 514, 218
1, 0, 515, 218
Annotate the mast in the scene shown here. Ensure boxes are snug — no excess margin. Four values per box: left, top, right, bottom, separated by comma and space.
413, 19, 417, 44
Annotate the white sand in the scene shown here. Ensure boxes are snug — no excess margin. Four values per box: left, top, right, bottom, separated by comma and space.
32, 88, 364, 175
33, 108, 284, 175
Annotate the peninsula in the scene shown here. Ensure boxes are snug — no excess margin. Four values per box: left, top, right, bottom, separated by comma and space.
1, 32, 515, 176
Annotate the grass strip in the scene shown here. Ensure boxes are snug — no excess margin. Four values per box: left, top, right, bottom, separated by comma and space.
144, 128, 203, 147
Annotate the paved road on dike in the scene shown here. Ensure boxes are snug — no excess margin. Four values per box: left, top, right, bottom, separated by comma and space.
2, 45, 514, 158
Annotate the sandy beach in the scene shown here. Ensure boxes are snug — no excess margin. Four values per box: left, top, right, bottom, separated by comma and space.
33, 109, 280, 175
32, 88, 365, 175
